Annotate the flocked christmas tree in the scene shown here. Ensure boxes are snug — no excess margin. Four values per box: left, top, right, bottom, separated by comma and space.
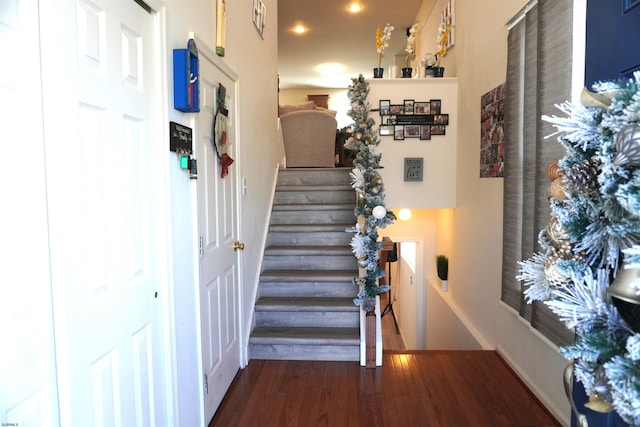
345, 75, 396, 313
518, 72, 640, 424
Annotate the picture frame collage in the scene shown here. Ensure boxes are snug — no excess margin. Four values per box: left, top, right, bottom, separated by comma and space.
378, 99, 449, 141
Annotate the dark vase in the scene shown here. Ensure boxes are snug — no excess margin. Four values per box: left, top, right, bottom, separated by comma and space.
401, 67, 412, 78
433, 66, 445, 77
373, 67, 384, 78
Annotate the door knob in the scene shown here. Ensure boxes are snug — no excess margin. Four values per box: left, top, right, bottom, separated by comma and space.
233, 241, 245, 251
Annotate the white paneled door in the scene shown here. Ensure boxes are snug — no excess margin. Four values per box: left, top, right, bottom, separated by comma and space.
39, 0, 170, 425
0, 0, 59, 424
195, 45, 243, 423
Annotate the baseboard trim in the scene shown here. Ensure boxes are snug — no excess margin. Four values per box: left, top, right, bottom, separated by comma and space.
496, 345, 569, 426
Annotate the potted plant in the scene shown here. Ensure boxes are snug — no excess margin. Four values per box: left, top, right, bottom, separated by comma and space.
374, 23, 393, 78
433, 17, 451, 78
436, 255, 449, 292
402, 22, 418, 78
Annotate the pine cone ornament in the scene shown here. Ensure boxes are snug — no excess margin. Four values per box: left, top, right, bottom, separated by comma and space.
562, 158, 600, 195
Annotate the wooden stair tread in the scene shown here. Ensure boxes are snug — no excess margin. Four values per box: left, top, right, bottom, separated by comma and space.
255, 297, 358, 311
272, 203, 354, 211
268, 223, 352, 232
250, 326, 359, 344
264, 246, 354, 255
276, 184, 353, 192
259, 270, 356, 281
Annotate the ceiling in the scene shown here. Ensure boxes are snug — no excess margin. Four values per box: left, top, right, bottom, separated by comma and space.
277, 0, 425, 89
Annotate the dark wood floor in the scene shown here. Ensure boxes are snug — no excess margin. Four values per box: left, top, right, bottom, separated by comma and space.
208, 350, 561, 427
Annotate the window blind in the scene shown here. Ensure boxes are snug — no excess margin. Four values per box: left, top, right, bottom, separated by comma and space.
501, 0, 575, 347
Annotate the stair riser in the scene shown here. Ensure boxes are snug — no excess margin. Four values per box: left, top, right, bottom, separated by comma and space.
258, 282, 355, 298
263, 255, 358, 270
270, 211, 355, 225
267, 231, 352, 246
274, 191, 355, 205
277, 170, 352, 187
249, 343, 360, 361
255, 311, 359, 328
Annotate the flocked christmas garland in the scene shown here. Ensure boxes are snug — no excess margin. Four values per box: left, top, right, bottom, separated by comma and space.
345, 75, 396, 312
518, 72, 640, 424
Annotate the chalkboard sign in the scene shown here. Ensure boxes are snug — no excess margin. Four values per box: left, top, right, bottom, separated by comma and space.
404, 157, 424, 182
169, 121, 193, 154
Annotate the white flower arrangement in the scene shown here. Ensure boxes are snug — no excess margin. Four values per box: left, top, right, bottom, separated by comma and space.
375, 23, 394, 68
405, 22, 418, 67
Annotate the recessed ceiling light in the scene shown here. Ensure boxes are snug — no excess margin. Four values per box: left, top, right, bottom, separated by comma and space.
293, 24, 307, 34
347, 3, 363, 13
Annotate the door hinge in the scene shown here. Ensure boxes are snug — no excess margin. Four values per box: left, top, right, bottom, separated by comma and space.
199, 236, 204, 258
204, 373, 208, 395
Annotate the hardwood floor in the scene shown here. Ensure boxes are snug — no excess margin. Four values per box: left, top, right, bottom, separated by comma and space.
208, 350, 561, 427
380, 291, 406, 351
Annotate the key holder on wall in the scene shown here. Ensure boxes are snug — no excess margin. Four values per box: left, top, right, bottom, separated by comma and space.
213, 83, 234, 178
169, 121, 197, 179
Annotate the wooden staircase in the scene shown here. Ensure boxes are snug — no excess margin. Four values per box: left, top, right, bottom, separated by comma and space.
249, 168, 360, 361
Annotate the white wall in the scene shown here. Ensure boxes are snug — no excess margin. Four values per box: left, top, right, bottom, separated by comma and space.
367, 78, 458, 209
164, 1, 280, 424
426, 279, 483, 349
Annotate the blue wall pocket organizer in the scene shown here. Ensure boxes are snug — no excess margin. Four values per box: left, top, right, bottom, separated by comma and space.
173, 39, 200, 112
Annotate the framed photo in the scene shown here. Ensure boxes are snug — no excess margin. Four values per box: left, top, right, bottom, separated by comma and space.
394, 125, 404, 140
431, 124, 446, 135
390, 104, 404, 115
379, 99, 391, 116
379, 125, 393, 136
414, 102, 430, 115
430, 99, 442, 114
433, 114, 449, 125
404, 124, 420, 138
420, 125, 431, 140
253, 0, 266, 39
404, 99, 415, 115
